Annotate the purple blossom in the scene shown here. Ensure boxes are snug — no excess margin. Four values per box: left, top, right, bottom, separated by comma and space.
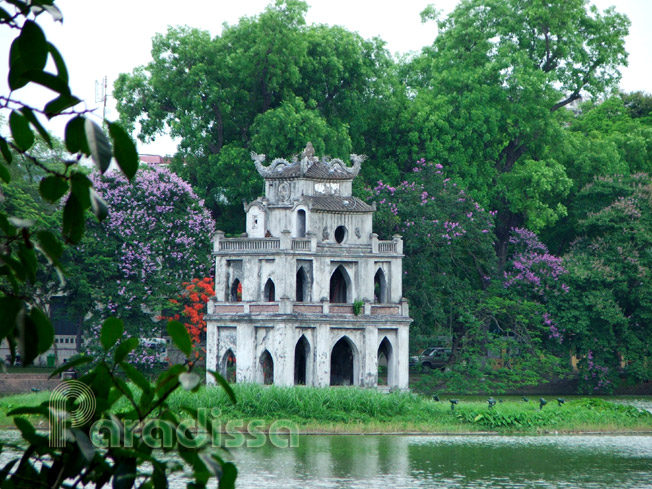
82, 165, 215, 357
504, 228, 567, 296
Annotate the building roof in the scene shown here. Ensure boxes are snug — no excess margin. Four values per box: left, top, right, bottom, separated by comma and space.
307, 196, 374, 213
139, 154, 172, 165
251, 143, 365, 181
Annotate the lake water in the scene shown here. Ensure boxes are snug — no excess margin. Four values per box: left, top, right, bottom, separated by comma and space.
2, 431, 652, 488
229, 434, 652, 488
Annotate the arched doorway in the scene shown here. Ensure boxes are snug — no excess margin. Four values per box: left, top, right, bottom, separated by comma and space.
329, 265, 350, 303
377, 337, 393, 386
374, 268, 387, 303
221, 349, 236, 383
259, 350, 274, 385
297, 209, 306, 237
330, 337, 356, 386
264, 278, 275, 302
294, 335, 310, 385
296, 267, 308, 302
230, 279, 242, 302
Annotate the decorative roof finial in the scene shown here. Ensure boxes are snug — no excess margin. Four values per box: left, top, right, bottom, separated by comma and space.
302, 142, 315, 160
251, 145, 366, 179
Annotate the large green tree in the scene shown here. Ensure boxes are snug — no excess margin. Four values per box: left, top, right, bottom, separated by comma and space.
114, 0, 400, 232
543, 94, 652, 253
372, 160, 569, 392
403, 0, 629, 266
552, 173, 652, 392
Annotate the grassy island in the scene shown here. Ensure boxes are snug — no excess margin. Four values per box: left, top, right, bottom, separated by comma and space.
1, 384, 651, 434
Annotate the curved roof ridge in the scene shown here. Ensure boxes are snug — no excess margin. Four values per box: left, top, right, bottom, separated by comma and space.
251, 143, 365, 180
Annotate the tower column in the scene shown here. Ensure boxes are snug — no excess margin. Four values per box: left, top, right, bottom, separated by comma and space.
314, 323, 331, 387
236, 323, 256, 383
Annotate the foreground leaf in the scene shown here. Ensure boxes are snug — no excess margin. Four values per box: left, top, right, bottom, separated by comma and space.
84, 119, 112, 173
100, 317, 123, 351
9, 110, 34, 151
167, 320, 192, 357
109, 122, 139, 179
208, 371, 236, 404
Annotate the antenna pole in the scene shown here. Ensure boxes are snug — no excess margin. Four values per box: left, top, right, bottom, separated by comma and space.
102, 76, 107, 121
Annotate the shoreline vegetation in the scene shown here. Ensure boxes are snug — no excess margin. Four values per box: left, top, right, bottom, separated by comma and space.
1, 384, 651, 435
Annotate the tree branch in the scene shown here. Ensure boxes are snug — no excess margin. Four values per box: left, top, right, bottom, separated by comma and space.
550, 91, 581, 112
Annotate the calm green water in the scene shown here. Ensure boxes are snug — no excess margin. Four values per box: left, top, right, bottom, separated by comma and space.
2, 432, 652, 488
226, 434, 652, 488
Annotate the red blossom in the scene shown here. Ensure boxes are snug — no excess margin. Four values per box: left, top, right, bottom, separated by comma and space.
161, 277, 215, 360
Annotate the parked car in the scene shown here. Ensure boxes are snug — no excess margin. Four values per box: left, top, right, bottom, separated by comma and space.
409, 347, 451, 371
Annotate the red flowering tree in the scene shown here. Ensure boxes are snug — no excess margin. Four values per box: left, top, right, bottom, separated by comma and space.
163, 277, 215, 359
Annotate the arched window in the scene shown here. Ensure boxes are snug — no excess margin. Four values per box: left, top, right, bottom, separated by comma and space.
230, 279, 242, 302
294, 335, 310, 385
221, 350, 236, 383
374, 268, 387, 303
297, 209, 306, 237
377, 337, 393, 386
259, 350, 274, 385
329, 265, 350, 303
263, 278, 275, 302
330, 336, 356, 386
296, 267, 309, 302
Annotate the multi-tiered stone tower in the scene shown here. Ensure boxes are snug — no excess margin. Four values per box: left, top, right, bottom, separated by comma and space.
205, 144, 411, 389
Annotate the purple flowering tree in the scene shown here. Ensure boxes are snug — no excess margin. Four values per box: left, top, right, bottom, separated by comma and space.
373, 160, 571, 392
502, 227, 569, 345
69, 165, 215, 367
372, 159, 497, 361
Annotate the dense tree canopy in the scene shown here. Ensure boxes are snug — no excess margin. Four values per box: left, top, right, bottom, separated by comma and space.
372, 159, 496, 357
552, 173, 652, 392
114, 0, 400, 232
112, 0, 652, 392
373, 160, 570, 391
404, 0, 629, 265
543, 94, 652, 253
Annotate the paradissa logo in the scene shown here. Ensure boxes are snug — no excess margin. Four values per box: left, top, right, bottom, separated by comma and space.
89, 408, 299, 449
49, 380, 97, 448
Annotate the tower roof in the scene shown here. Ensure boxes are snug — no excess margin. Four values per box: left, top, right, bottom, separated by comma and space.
251, 143, 365, 181
306, 195, 374, 213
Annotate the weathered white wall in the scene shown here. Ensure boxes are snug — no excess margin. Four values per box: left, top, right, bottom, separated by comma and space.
206, 319, 410, 389
206, 152, 411, 390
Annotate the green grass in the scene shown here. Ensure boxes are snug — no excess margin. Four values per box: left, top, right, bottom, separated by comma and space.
166, 385, 652, 433
1, 384, 651, 434
0, 391, 51, 428
1, 367, 56, 374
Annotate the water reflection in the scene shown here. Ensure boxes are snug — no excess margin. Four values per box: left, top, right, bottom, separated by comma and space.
2, 431, 652, 488
230, 435, 652, 489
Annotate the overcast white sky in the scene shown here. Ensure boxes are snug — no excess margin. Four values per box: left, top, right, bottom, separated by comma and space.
1, 0, 650, 156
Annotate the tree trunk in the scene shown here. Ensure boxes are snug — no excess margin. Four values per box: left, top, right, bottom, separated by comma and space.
448, 325, 465, 366
494, 205, 524, 272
